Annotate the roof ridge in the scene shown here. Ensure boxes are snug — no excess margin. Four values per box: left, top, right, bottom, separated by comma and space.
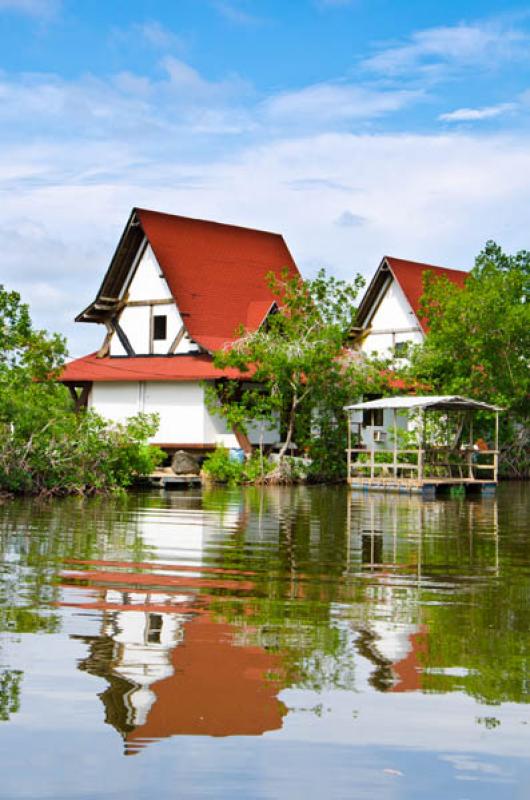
384, 255, 468, 274
134, 207, 285, 239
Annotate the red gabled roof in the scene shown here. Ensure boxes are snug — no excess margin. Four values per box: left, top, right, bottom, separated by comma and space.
385, 256, 468, 331
356, 255, 468, 333
59, 353, 250, 383
135, 209, 299, 349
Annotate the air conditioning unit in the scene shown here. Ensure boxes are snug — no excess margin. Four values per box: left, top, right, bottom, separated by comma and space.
373, 430, 386, 443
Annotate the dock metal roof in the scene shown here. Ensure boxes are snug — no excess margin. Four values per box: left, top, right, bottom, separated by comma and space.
344, 395, 502, 412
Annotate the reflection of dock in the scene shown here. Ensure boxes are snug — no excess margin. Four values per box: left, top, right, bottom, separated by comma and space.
347, 477, 497, 497
146, 471, 202, 489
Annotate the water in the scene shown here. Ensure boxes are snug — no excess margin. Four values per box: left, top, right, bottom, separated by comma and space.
0, 484, 529, 799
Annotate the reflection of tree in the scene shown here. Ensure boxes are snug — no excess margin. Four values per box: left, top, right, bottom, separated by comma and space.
0, 669, 23, 721
205, 486, 360, 692
0, 493, 152, 721
1, 481, 529, 739
75, 633, 138, 738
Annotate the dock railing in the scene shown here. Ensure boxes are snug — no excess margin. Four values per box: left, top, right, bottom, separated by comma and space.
346, 446, 498, 483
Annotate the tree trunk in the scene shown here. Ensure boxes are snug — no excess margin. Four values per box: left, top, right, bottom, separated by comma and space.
278, 394, 297, 460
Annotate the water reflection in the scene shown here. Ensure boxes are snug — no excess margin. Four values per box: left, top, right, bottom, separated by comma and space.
0, 485, 529, 771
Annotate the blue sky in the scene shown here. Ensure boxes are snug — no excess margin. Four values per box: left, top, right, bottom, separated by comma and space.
2, 0, 530, 355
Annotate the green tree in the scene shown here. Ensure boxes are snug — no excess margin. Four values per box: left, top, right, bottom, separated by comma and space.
0, 285, 163, 495
404, 242, 530, 474
207, 269, 385, 480
409, 242, 529, 414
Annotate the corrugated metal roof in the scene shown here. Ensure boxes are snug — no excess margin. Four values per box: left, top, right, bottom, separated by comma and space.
345, 395, 502, 412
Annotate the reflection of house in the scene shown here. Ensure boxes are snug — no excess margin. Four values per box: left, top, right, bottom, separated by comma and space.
76, 604, 287, 754
59, 208, 300, 453
356, 622, 428, 693
63, 500, 287, 752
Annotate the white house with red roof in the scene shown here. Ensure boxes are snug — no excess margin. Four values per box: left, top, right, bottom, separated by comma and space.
354, 255, 467, 359
350, 256, 468, 448
60, 208, 300, 454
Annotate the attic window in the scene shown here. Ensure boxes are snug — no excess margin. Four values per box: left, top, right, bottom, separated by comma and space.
394, 341, 409, 357
153, 315, 167, 340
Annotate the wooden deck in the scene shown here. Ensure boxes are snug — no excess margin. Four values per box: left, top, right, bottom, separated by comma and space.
346, 446, 498, 497
147, 471, 202, 489
347, 477, 497, 496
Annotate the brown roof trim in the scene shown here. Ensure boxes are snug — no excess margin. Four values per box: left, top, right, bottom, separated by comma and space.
355, 257, 392, 328
76, 208, 144, 323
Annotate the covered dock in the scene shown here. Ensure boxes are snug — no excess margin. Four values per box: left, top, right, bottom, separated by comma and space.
344, 395, 501, 496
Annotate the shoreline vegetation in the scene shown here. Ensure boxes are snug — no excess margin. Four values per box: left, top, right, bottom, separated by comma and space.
0, 240, 528, 497
0, 286, 164, 499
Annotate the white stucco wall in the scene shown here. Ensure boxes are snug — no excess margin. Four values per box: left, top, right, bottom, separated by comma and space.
126, 245, 170, 302
108, 244, 199, 357
89, 380, 279, 447
361, 278, 424, 358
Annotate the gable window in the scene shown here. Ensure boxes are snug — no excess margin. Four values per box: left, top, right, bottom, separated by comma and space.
153, 314, 167, 340
394, 341, 409, 357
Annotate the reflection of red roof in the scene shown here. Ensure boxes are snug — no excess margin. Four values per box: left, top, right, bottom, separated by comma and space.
137, 209, 299, 350
125, 612, 286, 752
59, 353, 250, 383
385, 257, 467, 331
391, 626, 428, 692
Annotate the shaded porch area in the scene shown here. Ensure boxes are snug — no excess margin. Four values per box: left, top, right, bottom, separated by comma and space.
344, 395, 502, 496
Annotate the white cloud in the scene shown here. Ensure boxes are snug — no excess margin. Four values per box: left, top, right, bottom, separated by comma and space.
439, 103, 517, 122
335, 211, 367, 227
0, 0, 58, 17
262, 82, 422, 123
362, 22, 529, 77
213, 1, 264, 26
2, 58, 530, 356
111, 20, 185, 54
316, 0, 357, 7
137, 21, 183, 50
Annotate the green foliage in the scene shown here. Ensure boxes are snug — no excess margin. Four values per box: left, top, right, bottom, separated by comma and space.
410, 241, 530, 416
0, 285, 163, 496
207, 269, 385, 481
202, 446, 274, 484
0, 669, 23, 722
403, 242, 530, 476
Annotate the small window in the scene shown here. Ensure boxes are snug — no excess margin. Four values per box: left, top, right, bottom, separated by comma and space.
363, 408, 384, 426
394, 341, 409, 357
153, 315, 167, 340
363, 394, 384, 426
146, 613, 163, 644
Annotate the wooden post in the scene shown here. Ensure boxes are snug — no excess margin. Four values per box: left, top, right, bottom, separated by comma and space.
494, 411, 499, 483
392, 408, 398, 479
468, 412, 474, 479
346, 411, 351, 485
370, 408, 375, 479
418, 408, 424, 482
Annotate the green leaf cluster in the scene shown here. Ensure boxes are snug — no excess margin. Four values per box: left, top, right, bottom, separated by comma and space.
208, 269, 385, 480
0, 285, 163, 496
409, 241, 529, 415
402, 242, 530, 475
202, 446, 274, 484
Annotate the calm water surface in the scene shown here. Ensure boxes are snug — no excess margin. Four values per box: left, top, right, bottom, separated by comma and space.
0, 484, 529, 799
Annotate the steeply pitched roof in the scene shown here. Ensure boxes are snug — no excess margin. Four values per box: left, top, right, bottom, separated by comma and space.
356, 256, 468, 332
77, 208, 300, 352
59, 352, 250, 383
